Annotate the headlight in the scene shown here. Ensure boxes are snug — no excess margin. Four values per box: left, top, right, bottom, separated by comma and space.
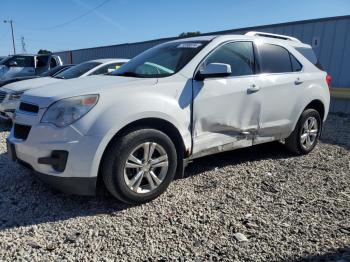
9, 91, 25, 100
41, 94, 99, 127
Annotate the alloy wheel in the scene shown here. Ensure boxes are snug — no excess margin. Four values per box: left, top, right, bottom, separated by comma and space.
300, 116, 319, 150
123, 142, 169, 194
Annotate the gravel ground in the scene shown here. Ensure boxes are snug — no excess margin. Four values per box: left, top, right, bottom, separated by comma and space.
0, 114, 349, 262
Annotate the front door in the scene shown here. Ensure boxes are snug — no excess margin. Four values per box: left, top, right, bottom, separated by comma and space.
192, 41, 261, 157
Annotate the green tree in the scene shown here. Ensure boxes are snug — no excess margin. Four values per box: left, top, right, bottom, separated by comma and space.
38, 49, 52, 55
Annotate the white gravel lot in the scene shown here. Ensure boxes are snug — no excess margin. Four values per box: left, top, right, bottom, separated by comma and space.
0, 114, 349, 262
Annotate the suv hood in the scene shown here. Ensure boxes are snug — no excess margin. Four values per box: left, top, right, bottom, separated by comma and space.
3, 77, 60, 92
21, 75, 158, 108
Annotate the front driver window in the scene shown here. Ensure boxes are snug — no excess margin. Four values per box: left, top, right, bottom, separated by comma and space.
204, 41, 255, 77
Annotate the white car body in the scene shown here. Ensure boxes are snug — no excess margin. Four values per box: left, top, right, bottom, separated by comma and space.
0, 58, 129, 120
7, 33, 330, 200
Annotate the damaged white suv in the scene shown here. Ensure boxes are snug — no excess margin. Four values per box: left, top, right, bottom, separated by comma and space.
7, 32, 330, 204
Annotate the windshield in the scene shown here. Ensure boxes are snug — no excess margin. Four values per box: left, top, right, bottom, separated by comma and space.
40, 65, 72, 77
0, 55, 34, 67
54, 62, 100, 79
112, 40, 209, 78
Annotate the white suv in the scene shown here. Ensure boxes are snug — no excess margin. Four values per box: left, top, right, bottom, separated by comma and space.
7, 32, 331, 204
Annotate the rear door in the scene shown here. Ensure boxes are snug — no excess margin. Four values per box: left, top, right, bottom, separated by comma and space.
254, 43, 305, 144
192, 41, 262, 156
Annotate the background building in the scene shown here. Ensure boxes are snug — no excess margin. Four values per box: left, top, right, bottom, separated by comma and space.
54, 15, 350, 113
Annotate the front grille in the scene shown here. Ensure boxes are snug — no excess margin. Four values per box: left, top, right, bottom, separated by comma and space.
0, 90, 7, 103
19, 102, 39, 114
14, 124, 31, 140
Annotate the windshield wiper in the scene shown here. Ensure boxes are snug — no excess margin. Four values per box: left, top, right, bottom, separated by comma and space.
53, 76, 66, 79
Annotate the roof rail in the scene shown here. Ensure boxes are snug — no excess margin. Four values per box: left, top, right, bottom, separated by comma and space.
245, 31, 301, 43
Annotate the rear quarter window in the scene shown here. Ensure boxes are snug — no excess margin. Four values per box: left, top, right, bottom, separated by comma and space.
295, 47, 323, 69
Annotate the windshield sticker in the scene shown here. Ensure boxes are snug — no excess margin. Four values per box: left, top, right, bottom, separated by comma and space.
177, 43, 203, 48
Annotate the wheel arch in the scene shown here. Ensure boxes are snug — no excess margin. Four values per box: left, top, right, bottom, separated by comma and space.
304, 99, 325, 121
97, 117, 189, 182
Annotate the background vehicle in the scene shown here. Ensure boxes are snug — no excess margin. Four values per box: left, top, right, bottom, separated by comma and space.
0, 64, 75, 88
0, 58, 128, 120
0, 54, 63, 80
7, 33, 330, 204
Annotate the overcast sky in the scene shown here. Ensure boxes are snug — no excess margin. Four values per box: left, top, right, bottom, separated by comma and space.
1, 0, 350, 55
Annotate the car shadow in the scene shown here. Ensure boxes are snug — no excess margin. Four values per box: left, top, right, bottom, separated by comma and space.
183, 141, 293, 178
0, 151, 131, 231
320, 113, 350, 151
287, 246, 350, 262
0, 141, 295, 231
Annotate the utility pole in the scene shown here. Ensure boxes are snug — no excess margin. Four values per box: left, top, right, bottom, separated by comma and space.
21, 36, 27, 53
3, 20, 16, 54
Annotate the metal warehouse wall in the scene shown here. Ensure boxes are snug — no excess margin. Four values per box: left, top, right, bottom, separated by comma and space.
54, 15, 350, 113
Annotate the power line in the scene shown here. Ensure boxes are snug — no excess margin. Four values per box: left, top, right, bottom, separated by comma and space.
33, 0, 113, 30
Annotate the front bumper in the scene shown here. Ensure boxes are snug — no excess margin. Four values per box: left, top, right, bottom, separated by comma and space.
17, 157, 97, 195
7, 111, 104, 196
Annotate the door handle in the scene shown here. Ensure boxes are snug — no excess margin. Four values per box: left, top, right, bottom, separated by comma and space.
247, 84, 260, 94
294, 78, 303, 85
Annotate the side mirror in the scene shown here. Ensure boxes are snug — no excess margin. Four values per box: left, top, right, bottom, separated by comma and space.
195, 63, 231, 80
8, 61, 18, 67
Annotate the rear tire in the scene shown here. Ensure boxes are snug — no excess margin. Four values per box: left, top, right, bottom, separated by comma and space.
101, 128, 177, 204
285, 109, 322, 155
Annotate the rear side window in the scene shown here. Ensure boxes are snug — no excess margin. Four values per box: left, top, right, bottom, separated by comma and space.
295, 47, 323, 70
205, 41, 255, 77
258, 44, 292, 73
295, 47, 317, 65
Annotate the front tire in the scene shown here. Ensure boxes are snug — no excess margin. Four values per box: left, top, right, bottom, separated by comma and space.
102, 128, 177, 204
285, 109, 322, 155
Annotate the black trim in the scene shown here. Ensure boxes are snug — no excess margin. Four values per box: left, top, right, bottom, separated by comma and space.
13, 124, 31, 140
34, 172, 97, 196
19, 102, 39, 114
6, 139, 17, 161
17, 159, 96, 196
38, 150, 68, 172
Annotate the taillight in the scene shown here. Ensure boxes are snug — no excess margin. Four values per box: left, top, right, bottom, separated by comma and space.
326, 74, 332, 88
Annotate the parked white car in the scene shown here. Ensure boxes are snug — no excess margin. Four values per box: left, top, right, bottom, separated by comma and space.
7, 32, 330, 204
0, 58, 128, 120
